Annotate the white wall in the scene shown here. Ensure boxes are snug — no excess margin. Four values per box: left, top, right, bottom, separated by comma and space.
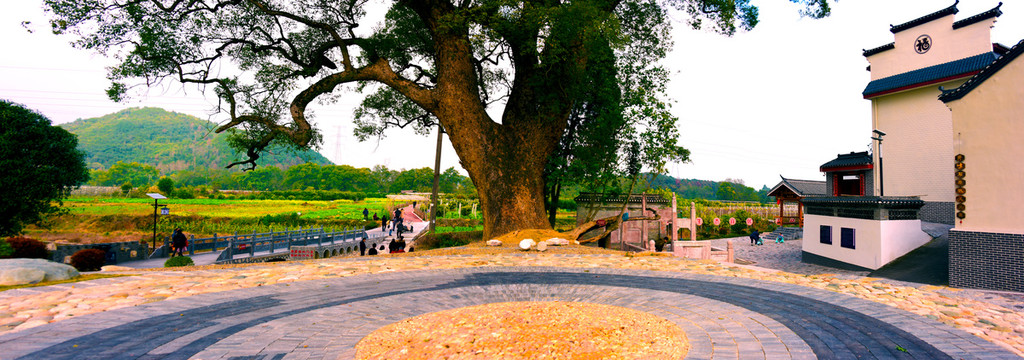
945, 52, 1024, 235
867, 14, 995, 80
804, 214, 931, 270
870, 83, 962, 202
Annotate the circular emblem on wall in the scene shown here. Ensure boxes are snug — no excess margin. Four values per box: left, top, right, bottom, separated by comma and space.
957, 203, 966, 211
728, 217, 736, 226
955, 162, 965, 170
713, 217, 721, 226
696, 217, 703, 226
955, 154, 965, 162
746, 218, 754, 226
915, 34, 932, 54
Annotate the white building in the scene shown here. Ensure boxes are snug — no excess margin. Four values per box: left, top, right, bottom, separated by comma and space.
939, 38, 1024, 292
862, 2, 1007, 224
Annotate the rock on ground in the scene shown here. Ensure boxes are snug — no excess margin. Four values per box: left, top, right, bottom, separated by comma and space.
0, 259, 80, 286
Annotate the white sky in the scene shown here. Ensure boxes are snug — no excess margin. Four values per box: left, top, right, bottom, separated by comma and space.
2, 0, 1022, 189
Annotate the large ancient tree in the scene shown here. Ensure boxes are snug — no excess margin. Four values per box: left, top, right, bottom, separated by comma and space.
45, 0, 830, 239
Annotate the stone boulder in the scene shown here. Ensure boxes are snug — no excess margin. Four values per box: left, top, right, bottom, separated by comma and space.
537, 241, 548, 252
486, 239, 503, 247
546, 238, 570, 246
518, 239, 536, 251
0, 259, 80, 286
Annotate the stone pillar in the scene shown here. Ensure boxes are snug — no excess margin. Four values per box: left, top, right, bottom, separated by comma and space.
671, 193, 678, 242
690, 202, 697, 241
727, 240, 734, 263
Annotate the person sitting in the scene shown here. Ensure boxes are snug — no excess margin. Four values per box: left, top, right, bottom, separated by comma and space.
373, 213, 379, 221
367, 245, 378, 256
775, 234, 785, 243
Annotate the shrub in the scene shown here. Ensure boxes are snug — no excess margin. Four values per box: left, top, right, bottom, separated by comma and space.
5, 236, 49, 259
0, 239, 13, 258
70, 249, 107, 271
164, 256, 195, 267
416, 230, 483, 250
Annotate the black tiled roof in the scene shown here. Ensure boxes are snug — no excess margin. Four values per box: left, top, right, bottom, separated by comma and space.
820, 152, 872, 171
862, 52, 999, 98
802, 196, 925, 208
863, 43, 895, 57
890, 1, 959, 34
953, 2, 1003, 29
768, 176, 827, 198
940, 38, 1024, 102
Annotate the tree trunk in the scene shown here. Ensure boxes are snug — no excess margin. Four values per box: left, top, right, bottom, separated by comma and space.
442, 115, 558, 240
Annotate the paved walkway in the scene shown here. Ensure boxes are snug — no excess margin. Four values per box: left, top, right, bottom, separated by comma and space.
1, 263, 1020, 359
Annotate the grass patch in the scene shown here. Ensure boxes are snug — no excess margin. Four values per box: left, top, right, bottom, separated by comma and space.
0, 273, 130, 292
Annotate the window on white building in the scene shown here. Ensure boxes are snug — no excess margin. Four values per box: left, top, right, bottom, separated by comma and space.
841, 228, 856, 249
820, 225, 832, 244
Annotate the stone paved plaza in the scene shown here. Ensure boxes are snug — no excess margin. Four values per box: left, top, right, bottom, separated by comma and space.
1, 263, 1020, 359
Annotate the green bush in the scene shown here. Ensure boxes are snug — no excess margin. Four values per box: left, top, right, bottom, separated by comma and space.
70, 249, 107, 271
0, 239, 13, 258
416, 230, 483, 250
164, 256, 195, 267
5, 236, 49, 259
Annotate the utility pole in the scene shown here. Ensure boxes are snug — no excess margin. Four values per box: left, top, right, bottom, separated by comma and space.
429, 123, 444, 234
872, 129, 886, 196
147, 193, 167, 251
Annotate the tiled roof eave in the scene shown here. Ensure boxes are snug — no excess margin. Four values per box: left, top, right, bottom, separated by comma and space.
953, 3, 1003, 30
864, 72, 979, 99
863, 43, 895, 57
890, 2, 959, 34
941, 38, 1024, 103
862, 52, 998, 98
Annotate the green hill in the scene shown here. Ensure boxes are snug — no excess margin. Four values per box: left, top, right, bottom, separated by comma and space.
60, 107, 332, 172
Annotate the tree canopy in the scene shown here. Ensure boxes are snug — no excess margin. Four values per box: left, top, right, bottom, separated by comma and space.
0, 100, 90, 237
46, 0, 831, 238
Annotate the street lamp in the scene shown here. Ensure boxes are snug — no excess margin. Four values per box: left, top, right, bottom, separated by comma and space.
872, 129, 886, 196
147, 193, 167, 251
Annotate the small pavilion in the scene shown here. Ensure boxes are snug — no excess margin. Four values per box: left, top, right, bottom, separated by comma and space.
767, 176, 826, 227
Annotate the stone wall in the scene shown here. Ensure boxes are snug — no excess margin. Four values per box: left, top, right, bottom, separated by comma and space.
52, 242, 149, 265
920, 202, 954, 225
949, 229, 1024, 292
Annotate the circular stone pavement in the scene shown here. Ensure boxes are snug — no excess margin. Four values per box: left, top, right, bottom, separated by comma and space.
0, 267, 1018, 359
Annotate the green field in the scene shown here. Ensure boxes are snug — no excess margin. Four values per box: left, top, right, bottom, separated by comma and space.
63, 197, 395, 219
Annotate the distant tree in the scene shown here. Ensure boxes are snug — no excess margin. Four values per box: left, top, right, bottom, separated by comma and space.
0, 100, 89, 236
157, 177, 175, 194
370, 165, 398, 195
716, 182, 738, 201
120, 182, 132, 195
99, 161, 159, 188
391, 168, 436, 193
236, 166, 284, 191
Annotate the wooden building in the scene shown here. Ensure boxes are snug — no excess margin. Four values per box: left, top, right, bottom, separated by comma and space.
767, 176, 826, 227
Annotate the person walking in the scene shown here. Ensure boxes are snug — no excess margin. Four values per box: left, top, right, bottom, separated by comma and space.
359, 237, 367, 256
172, 228, 188, 257
362, 208, 369, 220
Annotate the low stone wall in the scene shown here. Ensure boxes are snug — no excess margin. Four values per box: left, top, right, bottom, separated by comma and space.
217, 253, 290, 265
52, 242, 149, 265
289, 241, 364, 260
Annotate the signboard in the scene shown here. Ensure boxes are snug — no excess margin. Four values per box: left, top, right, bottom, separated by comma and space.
160, 208, 169, 215
674, 218, 691, 229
